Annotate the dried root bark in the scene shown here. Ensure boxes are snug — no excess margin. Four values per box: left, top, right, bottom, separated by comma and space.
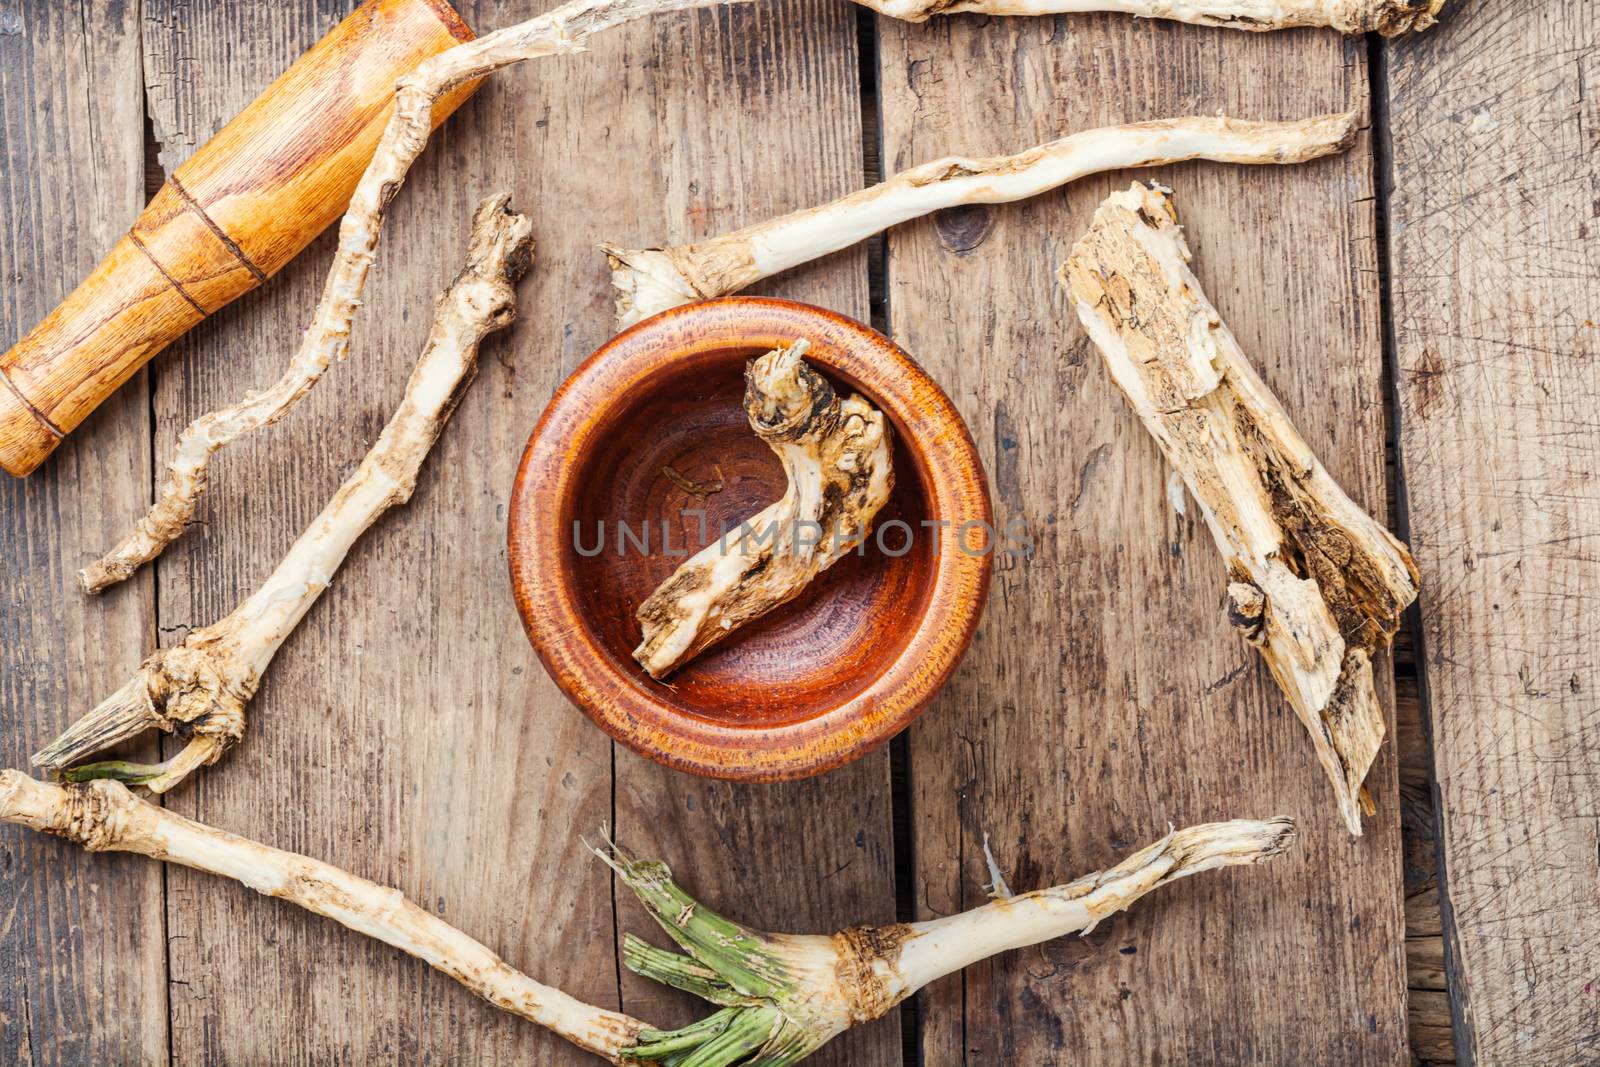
603, 113, 1357, 329
0, 771, 647, 1062
0, 767, 1291, 1065
851, 0, 1445, 34
633, 341, 893, 678
1061, 183, 1420, 835
35, 197, 534, 792
82, 0, 754, 593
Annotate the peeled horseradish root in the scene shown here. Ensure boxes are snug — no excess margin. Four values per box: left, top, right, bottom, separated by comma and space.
633, 340, 894, 679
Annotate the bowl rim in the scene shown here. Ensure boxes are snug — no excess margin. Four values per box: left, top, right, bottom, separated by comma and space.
507, 296, 992, 781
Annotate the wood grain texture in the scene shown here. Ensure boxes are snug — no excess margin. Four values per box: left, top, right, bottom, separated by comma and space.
0, 0, 478, 478
143, 0, 886, 1063
1386, 2, 1600, 1062
878, 14, 1409, 1063
0, 1, 166, 1062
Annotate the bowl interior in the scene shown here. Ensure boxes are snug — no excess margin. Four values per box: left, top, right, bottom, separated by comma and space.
562, 343, 936, 729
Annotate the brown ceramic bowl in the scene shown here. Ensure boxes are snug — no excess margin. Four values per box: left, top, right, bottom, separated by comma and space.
508, 298, 991, 780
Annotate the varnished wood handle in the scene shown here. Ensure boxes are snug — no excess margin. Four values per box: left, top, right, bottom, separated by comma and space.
0, 0, 479, 478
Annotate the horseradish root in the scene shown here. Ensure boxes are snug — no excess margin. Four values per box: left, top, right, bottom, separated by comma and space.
1061, 183, 1419, 835
851, 0, 1445, 34
36, 197, 534, 792
82, 0, 752, 592
610, 817, 1297, 1062
0, 771, 647, 1061
633, 340, 893, 678
603, 114, 1357, 328
0, 769, 1292, 1065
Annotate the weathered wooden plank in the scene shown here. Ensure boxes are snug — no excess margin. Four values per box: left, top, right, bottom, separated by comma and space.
1386, 2, 1600, 1062
602, 5, 899, 1066
0, 1, 166, 1063
879, 14, 1408, 1063
145, 0, 881, 1062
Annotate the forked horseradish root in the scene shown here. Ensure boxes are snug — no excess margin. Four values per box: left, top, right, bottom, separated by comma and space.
34, 197, 535, 792
633, 340, 894, 678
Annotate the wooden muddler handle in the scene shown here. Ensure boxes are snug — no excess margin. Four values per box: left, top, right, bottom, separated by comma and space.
0, 0, 480, 478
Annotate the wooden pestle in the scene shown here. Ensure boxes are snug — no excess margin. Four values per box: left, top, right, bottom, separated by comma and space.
0, 0, 480, 478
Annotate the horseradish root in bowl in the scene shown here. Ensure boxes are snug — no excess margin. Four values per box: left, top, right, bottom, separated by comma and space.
509, 298, 990, 780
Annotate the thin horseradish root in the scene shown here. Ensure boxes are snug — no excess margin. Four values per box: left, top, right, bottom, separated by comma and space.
0, 771, 1294, 1065
634, 340, 893, 678
851, 0, 1445, 33
603, 113, 1358, 329
33, 197, 534, 792
1061, 183, 1420, 835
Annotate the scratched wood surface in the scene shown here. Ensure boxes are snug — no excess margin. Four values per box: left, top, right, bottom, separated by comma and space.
0, 2, 167, 1063
876, 14, 1410, 1064
1386, 2, 1600, 1063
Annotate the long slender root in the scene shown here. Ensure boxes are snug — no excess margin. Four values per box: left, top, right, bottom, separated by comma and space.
37, 196, 535, 793
1061, 183, 1420, 834
0, 771, 648, 1061
603, 113, 1357, 329
603, 817, 1297, 1063
851, 0, 1445, 34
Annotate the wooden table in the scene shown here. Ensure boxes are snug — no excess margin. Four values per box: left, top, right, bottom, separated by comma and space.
1, 1, 1593, 1064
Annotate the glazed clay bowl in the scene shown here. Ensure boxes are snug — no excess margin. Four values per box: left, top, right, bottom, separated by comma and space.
508, 297, 991, 780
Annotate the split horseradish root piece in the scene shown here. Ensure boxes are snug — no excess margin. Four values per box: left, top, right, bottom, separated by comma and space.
1061, 183, 1420, 835
634, 340, 893, 678
34, 197, 534, 792
0, 770, 1295, 1066
853, 0, 1445, 34
604, 113, 1358, 329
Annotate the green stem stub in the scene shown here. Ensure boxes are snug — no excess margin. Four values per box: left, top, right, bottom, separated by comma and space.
598, 841, 829, 1067
62, 758, 171, 785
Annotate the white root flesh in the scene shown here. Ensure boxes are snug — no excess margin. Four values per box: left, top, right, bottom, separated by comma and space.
0, 772, 648, 1062
1061, 183, 1420, 835
0, 769, 1293, 1065
633, 340, 894, 679
81, 0, 756, 594
34, 197, 535, 793
852, 0, 1444, 34
603, 113, 1357, 329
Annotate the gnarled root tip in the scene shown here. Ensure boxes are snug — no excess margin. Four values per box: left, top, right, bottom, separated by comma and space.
1346, 0, 1448, 36
31, 643, 250, 793
602, 243, 704, 330
458, 193, 536, 295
